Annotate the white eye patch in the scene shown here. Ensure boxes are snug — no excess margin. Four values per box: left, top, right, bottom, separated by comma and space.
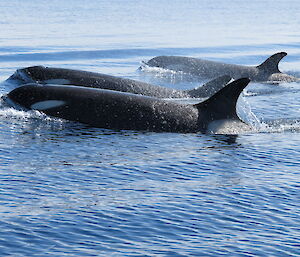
30, 100, 66, 110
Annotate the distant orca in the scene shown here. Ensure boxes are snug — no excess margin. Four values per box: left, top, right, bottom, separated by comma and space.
5, 78, 250, 133
8, 66, 231, 98
144, 52, 299, 82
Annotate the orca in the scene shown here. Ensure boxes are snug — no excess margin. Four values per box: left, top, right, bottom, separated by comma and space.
144, 52, 299, 82
5, 78, 250, 133
8, 66, 231, 98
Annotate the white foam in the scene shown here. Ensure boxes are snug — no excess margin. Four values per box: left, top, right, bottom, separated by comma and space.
140, 61, 182, 75
268, 73, 300, 83
237, 97, 261, 128
243, 89, 258, 97
259, 119, 300, 133
0, 97, 66, 130
0, 106, 36, 119
207, 119, 253, 134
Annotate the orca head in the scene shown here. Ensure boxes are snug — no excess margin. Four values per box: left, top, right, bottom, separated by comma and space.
16, 66, 72, 84
21, 66, 47, 81
6, 83, 67, 111
7, 68, 37, 85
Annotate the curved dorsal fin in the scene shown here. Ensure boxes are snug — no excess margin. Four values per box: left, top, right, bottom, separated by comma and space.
186, 75, 232, 98
256, 52, 287, 74
195, 78, 250, 126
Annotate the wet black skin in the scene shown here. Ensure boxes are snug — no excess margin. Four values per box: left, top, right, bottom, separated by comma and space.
5, 78, 250, 133
145, 52, 299, 82
9, 66, 231, 98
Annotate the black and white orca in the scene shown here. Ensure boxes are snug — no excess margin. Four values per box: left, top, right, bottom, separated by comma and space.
5, 78, 251, 134
144, 52, 299, 82
8, 65, 231, 98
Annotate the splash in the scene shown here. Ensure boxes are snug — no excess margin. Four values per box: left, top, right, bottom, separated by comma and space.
236, 96, 300, 134
0, 96, 66, 131
237, 96, 261, 130
268, 73, 300, 83
1, 90, 299, 135
259, 118, 300, 133
0, 96, 43, 120
140, 61, 179, 75
243, 89, 258, 97
139, 60, 192, 84
207, 119, 253, 135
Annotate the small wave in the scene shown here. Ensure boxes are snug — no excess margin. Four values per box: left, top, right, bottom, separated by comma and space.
140, 61, 182, 75
0, 96, 41, 119
258, 118, 300, 133
207, 119, 254, 135
213, 118, 300, 135
0, 48, 166, 63
139, 61, 207, 86
243, 82, 300, 97
236, 97, 300, 133
0, 106, 38, 120
243, 90, 258, 97
1, 91, 299, 135
243, 89, 286, 97
0, 96, 67, 130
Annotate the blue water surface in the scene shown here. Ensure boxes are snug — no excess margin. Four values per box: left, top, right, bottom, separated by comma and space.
0, 0, 300, 256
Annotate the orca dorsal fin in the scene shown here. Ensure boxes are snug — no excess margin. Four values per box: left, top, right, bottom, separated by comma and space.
195, 78, 250, 125
256, 52, 287, 74
186, 75, 232, 98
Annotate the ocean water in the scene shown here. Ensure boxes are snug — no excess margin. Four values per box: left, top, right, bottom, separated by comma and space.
1, 0, 300, 256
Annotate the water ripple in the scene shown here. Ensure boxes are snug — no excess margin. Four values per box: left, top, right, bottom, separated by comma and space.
1, 0, 300, 256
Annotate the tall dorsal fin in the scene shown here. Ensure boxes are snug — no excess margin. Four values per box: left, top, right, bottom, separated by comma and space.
186, 75, 232, 98
194, 78, 250, 129
256, 52, 287, 73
